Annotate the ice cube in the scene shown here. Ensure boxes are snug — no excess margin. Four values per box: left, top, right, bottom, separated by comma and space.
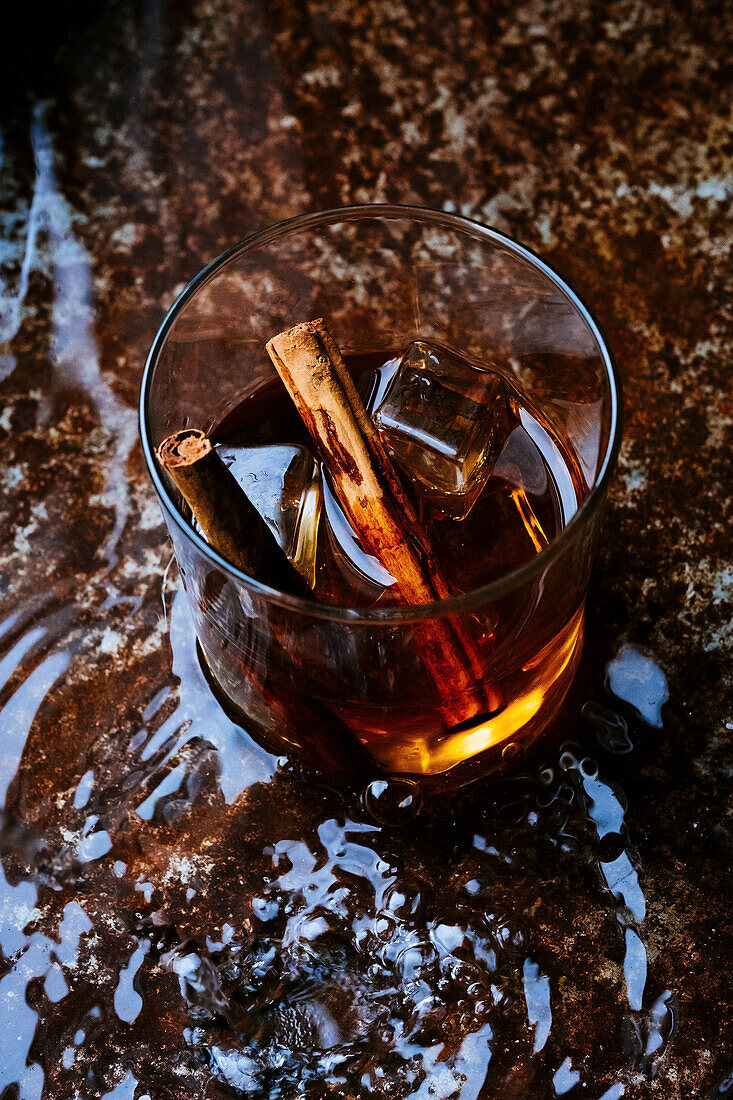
216, 444, 322, 586
372, 341, 519, 518
361, 354, 401, 412
322, 470, 396, 596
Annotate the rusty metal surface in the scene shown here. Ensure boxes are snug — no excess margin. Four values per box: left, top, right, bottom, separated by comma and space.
0, 1, 731, 1096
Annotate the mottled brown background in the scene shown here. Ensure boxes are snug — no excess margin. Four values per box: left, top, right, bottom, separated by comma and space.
0, 0, 731, 1097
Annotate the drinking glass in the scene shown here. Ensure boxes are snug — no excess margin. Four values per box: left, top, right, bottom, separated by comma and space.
140, 205, 621, 790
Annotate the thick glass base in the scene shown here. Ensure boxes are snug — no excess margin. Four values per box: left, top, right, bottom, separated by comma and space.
197, 609, 584, 793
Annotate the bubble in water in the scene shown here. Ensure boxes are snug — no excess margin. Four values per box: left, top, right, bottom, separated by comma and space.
580, 756, 599, 779
276, 755, 297, 776
362, 777, 423, 826
396, 942, 439, 983
558, 743, 582, 771
597, 831, 626, 863
382, 878, 427, 922
373, 911, 399, 941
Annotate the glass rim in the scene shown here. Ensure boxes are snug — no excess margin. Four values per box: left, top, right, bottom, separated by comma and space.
139, 202, 623, 624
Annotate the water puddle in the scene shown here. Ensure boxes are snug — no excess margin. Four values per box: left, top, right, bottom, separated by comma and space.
0, 572, 679, 1097
0, 103, 138, 571
0, 130, 681, 1081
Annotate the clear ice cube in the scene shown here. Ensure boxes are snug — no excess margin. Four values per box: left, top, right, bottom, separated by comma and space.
361, 354, 401, 412
372, 341, 519, 518
322, 470, 396, 596
216, 444, 322, 586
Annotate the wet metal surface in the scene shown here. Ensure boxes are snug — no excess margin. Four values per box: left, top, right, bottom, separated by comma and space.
0, 1, 731, 1096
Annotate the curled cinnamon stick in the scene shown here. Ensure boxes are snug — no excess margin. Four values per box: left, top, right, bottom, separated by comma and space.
156, 428, 311, 600
266, 319, 503, 727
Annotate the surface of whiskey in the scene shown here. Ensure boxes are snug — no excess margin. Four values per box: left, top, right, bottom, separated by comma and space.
211, 348, 586, 609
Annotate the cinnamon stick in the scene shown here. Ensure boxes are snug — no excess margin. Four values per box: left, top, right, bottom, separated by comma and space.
156, 428, 311, 600
159, 430, 375, 770
266, 319, 503, 727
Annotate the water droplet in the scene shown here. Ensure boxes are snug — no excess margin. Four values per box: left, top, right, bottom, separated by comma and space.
559, 750, 578, 772
276, 755, 296, 777
383, 879, 427, 921
606, 644, 669, 727
597, 831, 626, 863
396, 942, 439, 983
362, 777, 423, 826
579, 756, 599, 779
373, 912, 398, 941
501, 741, 522, 764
